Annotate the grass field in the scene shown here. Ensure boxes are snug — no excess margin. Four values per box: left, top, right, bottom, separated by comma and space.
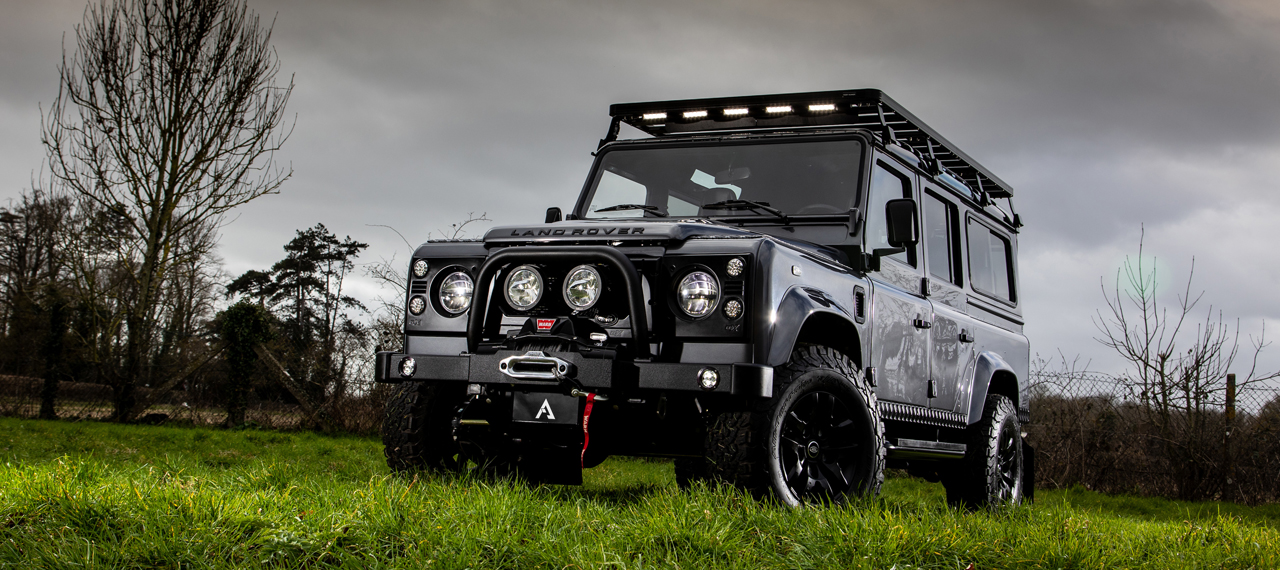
2, 417, 1278, 569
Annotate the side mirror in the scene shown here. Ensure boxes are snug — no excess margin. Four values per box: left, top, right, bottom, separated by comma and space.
885, 198, 918, 247
545, 207, 562, 224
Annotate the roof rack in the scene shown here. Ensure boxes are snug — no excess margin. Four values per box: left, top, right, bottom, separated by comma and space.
607, 89, 1013, 199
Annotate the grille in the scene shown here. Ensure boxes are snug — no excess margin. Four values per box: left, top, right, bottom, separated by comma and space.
723, 281, 745, 296
410, 281, 429, 294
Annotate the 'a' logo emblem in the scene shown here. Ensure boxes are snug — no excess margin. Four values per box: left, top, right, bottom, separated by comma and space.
535, 399, 555, 420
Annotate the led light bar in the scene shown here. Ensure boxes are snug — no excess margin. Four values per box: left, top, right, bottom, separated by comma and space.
642, 112, 667, 121
682, 110, 708, 119
808, 103, 836, 112
723, 108, 749, 116
765, 105, 793, 114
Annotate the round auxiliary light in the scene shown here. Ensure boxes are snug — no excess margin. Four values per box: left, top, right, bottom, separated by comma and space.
563, 264, 602, 311
726, 257, 745, 277
677, 271, 720, 318
698, 367, 720, 390
439, 271, 474, 315
723, 299, 743, 320
408, 295, 427, 315
412, 259, 430, 279
399, 357, 417, 378
505, 265, 543, 310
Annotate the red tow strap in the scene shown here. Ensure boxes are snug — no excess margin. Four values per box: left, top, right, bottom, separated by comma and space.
580, 392, 596, 468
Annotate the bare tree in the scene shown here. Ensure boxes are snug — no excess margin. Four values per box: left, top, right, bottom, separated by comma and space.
1094, 230, 1280, 498
42, 0, 293, 420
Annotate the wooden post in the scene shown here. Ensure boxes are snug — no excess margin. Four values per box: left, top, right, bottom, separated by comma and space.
1225, 373, 1236, 501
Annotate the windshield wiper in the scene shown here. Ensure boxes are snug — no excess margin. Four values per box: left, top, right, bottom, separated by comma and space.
593, 204, 668, 217
700, 199, 789, 223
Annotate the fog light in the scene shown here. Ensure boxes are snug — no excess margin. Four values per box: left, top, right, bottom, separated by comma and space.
399, 357, 416, 378
698, 367, 720, 390
412, 259, 429, 278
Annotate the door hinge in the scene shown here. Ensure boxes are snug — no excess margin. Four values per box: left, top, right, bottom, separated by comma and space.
913, 314, 933, 329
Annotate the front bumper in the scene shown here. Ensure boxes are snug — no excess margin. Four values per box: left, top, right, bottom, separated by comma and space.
373, 350, 774, 398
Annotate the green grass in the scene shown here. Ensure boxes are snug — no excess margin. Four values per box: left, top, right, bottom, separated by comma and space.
1, 417, 1277, 569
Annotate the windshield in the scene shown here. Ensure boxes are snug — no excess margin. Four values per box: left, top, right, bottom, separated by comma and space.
582, 138, 863, 219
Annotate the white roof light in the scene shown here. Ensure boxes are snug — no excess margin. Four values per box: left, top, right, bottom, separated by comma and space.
642, 112, 667, 120
766, 105, 793, 114
723, 108, 749, 116
808, 103, 836, 112
682, 110, 708, 119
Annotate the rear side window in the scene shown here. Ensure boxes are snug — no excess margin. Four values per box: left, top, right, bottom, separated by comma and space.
968, 220, 1014, 302
924, 193, 958, 285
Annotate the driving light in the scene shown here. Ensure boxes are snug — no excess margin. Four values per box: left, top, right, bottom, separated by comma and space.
808, 103, 836, 112
399, 357, 416, 378
505, 265, 543, 310
439, 271, 474, 315
642, 112, 667, 120
412, 259, 429, 278
726, 257, 745, 277
677, 271, 719, 318
683, 110, 708, 119
408, 295, 427, 315
766, 105, 792, 114
723, 108, 749, 116
563, 265, 602, 311
698, 367, 720, 390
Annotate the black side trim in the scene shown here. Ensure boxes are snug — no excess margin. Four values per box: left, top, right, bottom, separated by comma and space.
878, 401, 967, 429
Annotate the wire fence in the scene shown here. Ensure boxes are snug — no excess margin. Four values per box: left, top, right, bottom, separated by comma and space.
1025, 369, 1280, 504
0, 375, 388, 435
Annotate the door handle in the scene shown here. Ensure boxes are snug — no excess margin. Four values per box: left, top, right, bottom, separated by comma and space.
913, 315, 933, 329
959, 329, 975, 343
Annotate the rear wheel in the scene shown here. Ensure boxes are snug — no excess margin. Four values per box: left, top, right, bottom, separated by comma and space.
944, 393, 1024, 509
707, 345, 885, 506
381, 381, 467, 473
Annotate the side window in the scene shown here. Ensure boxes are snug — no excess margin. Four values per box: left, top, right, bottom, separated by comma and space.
864, 161, 916, 267
967, 220, 1015, 302
924, 192, 959, 286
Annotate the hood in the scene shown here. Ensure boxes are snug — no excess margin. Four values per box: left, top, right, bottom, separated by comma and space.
483, 219, 848, 265
483, 219, 760, 245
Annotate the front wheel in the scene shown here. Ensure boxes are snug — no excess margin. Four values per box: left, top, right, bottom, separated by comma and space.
707, 345, 885, 506
944, 393, 1024, 509
381, 381, 466, 473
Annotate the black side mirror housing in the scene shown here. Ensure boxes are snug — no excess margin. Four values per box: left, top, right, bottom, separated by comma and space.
885, 198, 918, 247
545, 207, 562, 224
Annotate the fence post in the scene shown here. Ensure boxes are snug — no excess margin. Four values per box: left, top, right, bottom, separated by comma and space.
1225, 373, 1236, 501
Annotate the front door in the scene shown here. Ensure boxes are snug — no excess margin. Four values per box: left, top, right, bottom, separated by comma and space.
865, 157, 931, 407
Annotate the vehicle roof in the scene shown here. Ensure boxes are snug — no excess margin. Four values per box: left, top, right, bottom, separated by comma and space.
609, 89, 1013, 200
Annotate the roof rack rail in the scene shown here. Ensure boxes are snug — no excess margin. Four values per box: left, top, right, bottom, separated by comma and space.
608, 89, 1013, 199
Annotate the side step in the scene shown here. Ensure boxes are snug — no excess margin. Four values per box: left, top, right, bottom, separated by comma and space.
887, 438, 966, 460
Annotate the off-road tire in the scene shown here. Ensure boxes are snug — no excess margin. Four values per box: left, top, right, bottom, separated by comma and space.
944, 393, 1023, 510
706, 344, 885, 506
381, 380, 467, 473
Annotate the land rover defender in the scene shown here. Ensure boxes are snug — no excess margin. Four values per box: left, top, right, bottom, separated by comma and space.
375, 89, 1032, 508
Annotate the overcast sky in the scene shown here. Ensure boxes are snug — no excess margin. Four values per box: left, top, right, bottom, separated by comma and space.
3, 0, 1280, 377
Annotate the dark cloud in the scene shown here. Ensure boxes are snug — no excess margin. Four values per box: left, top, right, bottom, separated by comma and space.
4, 0, 1280, 372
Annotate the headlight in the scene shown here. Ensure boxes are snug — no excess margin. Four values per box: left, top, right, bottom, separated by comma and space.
563, 265, 602, 311
412, 259, 430, 278
677, 271, 719, 318
505, 265, 543, 310
439, 271, 474, 314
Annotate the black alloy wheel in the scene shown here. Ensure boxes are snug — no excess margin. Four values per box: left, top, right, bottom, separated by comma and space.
776, 389, 870, 501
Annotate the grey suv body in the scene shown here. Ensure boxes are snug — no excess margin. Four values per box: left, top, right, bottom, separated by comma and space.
376, 89, 1031, 507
